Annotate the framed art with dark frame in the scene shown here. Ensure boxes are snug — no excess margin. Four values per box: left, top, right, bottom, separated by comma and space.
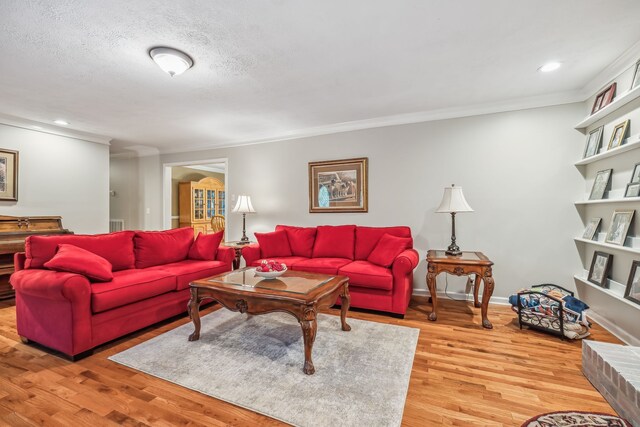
587, 251, 613, 288
624, 260, 640, 305
589, 168, 612, 200
631, 59, 640, 91
583, 126, 603, 158
607, 119, 630, 150
0, 149, 18, 202
604, 209, 635, 246
582, 218, 601, 240
626, 182, 640, 198
308, 157, 368, 213
631, 162, 640, 183
591, 83, 616, 115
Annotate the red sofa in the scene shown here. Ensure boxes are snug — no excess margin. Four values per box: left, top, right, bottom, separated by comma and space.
10, 228, 234, 359
242, 225, 419, 317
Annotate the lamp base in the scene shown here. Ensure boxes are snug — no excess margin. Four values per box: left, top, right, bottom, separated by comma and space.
238, 237, 250, 245
445, 243, 462, 256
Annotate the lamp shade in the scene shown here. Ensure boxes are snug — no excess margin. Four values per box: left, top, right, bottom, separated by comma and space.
435, 185, 473, 213
232, 195, 255, 213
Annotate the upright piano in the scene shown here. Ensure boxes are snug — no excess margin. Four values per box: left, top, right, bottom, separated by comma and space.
0, 215, 72, 299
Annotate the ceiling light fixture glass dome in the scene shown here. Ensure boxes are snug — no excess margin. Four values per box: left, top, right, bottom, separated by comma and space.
149, 47, 194, 77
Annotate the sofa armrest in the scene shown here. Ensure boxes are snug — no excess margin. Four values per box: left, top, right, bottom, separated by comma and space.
10, 269, 91, 302
241, 244, 261, 266
392, 249, 420, 275
14, 252, 26, 272
216, 246, 235, 267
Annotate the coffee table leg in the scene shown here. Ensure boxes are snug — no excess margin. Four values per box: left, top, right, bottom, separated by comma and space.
481, 268, 495, 329
426, 264, 438, 321
340, 284, 351, 332
300, 308, 318, 375
188, 288, 202, 341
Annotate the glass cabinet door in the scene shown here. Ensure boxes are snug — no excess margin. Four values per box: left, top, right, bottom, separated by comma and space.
218, 191, 225, 216
206, 189, 216, 219
193, 188, 205, 220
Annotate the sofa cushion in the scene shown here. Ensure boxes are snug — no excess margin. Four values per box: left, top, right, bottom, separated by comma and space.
25, 231, 135, 271
312, 225, 356, 259
90, 269, 176, 313
248, 256, 309, 268
134, 228, 194, 269
291, 258, 351, 275
44, 244, 113, 282
367, 234, 413, 267
355, 226, 413, 260
150, 259, 229, 290
188, 230, 224, 260
338, 261, 393, 291
275, 225, 317, 258
255, 230, 292, 258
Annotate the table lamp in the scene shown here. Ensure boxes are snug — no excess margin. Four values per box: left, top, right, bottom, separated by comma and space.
435, 184, 474, 256
232, 195, 255, 244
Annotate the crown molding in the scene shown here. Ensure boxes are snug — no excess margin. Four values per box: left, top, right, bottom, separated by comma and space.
0, 113, 112, 145
579, 38, 640, 98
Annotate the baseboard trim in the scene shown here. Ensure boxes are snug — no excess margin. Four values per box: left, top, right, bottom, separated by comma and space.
585, 309, 640, 346
412, 289, 510, 306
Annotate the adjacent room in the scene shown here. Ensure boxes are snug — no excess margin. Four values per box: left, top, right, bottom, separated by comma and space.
1, 1, 640, 426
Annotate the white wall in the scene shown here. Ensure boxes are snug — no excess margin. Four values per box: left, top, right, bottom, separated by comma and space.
0, 124, 109, 233
134, 103, 585, 299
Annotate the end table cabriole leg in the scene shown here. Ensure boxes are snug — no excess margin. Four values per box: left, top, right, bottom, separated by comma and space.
426, 264, 438, 321
299, 306, 318, 375
188, 288, 202, 341
481, 268, 495, 329
473, 274, 482, 308
340, 284, 352, 332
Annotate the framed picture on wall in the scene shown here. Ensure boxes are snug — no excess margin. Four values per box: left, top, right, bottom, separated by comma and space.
587, 251, 613, 288
631, 163, 640, 183
582, 218, 601, 240
588, 168, 612, 200
591, 83, 616, 115
631, 60, 640, 91
583, 126, 604, 158
308, 157, 368, 213
626, 183, 640, 198
624, 260, 640, 305
604, 209, 634, 246
0, 149, 18, 201
607, 119, 630, 150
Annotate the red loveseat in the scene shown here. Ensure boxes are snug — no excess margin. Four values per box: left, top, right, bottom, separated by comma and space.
10, 228, 234, 359
242, 225, 419, 317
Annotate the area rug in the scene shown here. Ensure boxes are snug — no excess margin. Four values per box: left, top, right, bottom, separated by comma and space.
521, 411, 632, 427
109, 310, 419, 427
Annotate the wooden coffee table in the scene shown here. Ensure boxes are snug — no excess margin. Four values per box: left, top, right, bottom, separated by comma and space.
187, 267, 351, 375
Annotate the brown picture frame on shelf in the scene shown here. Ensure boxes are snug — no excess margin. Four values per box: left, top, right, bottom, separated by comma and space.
582, 218, 601, 240
588, 251, 613, 288
631, 60, 640, 91
591, 83, 616, 115
308, 157, 368, 213
0, 149, 18, 202
588, 168, 612, 200
607, 119, 630, 150
626, 182, 640, 198
604, 209, 634, 246
583, 126, 604, 158
624, 260, 640, 305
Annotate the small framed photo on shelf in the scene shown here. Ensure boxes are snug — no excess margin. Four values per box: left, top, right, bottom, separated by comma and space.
588, 251, 613, 288
607, 119, 630, 150
591, 83, 616, 115
631, 163, 640, 183
631, 60, 640, 91
624, 260, 640, 305
582, 218, 601, 240
589, 168, 612, 200
626, 182, 640, 198
604, 209, 635, 246
583, 126, 604, 158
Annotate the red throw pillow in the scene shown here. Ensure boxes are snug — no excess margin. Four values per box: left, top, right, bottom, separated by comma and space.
312, 225, 356, 259
255, 230, 292, 258
367, 234, 412, 267
44, 244, 114, 282
188, 230, 224, 260
275, 225, 317, 258
134, 227, 194, 269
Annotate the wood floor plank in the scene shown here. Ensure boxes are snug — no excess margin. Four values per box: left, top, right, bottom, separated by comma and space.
0, 295, 621, 426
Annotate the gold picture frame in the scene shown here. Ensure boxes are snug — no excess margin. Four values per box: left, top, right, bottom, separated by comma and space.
309, 157, 368, 213
607, 119, 630, 150
0, 149, 18, 201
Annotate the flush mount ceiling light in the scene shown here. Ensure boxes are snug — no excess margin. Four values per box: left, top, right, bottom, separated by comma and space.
538, 62, 562, 72
53, 119, 69, 125
149, 47, 194, 77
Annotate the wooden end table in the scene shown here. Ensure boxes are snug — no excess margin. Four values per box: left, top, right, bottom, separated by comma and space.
426, 250, 495, 329
221, 241, 253, 270
188, 267, 351, 375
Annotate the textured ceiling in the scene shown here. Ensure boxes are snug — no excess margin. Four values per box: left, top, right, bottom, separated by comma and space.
1, 0, 640, 153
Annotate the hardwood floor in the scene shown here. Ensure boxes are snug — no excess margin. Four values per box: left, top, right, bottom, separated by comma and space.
0, 296, 620, 426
